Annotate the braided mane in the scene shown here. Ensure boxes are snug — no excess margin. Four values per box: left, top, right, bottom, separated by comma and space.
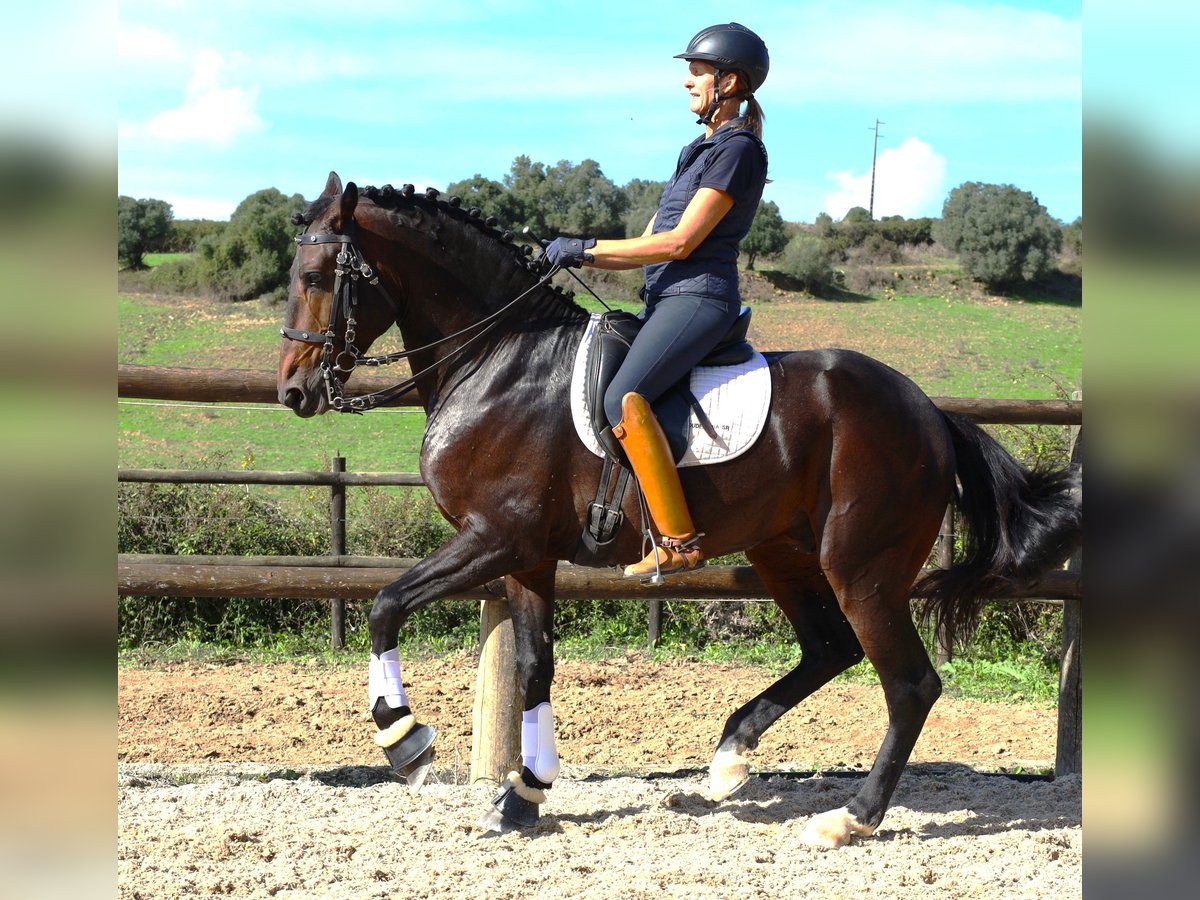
295, 183, 590, 325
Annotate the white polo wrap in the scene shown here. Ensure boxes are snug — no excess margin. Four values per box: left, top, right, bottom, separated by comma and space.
521, 701, 560, 784
368, 647, 409, 710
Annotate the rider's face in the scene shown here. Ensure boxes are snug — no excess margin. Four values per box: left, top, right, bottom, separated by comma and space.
684, 61, 717, 117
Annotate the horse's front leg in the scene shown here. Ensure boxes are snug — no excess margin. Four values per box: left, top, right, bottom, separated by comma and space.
367, 526, 537, 788
480, 560, 560, 832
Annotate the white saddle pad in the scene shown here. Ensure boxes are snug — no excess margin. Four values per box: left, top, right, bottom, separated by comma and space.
570, 314, 772, 467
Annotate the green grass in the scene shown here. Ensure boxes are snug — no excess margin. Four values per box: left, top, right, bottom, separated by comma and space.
144, 252, 193, 267
749, 292, 1081, 400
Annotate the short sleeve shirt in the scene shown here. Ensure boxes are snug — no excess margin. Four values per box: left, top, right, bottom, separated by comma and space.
642, 121, 768, 304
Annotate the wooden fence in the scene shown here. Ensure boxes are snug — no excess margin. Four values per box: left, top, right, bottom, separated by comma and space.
118, 364, 1082, 780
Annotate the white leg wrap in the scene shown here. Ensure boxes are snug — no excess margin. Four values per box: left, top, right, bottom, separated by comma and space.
521, 702, 560, 784
368, 647, 409, 710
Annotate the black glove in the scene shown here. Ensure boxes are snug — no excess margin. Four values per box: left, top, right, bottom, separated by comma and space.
540, 236, 596, 272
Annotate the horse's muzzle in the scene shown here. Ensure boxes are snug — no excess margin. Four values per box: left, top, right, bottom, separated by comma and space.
278, 377, 326, 418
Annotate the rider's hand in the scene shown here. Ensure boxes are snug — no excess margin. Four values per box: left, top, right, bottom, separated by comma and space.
540, 236, 596, 273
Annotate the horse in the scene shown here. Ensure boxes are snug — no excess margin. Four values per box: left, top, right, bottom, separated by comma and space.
277, 172, 1081, 847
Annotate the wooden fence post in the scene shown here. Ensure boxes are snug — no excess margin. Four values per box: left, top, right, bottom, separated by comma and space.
470, 597, 522, 785
329, 455, 347, 650
1056, 394, 1083, 776
647, 600, 662, 649
935, 505, 956, 668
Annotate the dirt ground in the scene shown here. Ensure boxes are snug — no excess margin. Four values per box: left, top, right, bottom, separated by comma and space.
118, 654, 1082, 898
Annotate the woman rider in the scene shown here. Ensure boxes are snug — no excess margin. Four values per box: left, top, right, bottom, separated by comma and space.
541, 22, 770, 579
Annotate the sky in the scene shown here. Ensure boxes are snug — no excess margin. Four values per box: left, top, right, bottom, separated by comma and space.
116, 0, 1083, 225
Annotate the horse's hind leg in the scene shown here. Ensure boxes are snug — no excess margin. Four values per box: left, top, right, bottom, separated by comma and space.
802, 524, 944, 848
708, 538, 864, 800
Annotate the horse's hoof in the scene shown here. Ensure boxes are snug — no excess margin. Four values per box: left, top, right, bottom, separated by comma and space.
377, 721, 437, 788
800, 806, 876, 849
477, 772, 543, 833
707, 749, 750, 802
401, 744, 436, 791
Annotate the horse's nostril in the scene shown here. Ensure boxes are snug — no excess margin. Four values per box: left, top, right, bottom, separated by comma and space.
283, 387, 305, 411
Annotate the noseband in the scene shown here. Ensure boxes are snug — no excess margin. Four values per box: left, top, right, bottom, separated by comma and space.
282, 224, 560, 413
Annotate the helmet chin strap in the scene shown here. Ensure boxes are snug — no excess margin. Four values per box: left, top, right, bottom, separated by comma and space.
696, 68, 751, 127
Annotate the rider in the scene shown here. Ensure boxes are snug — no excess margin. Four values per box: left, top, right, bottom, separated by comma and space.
541, 22, 770, 579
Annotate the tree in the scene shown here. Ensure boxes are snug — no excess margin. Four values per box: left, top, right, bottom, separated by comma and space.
621, 178, 666, 237
933, 182, 1062, 287
195, 188, 306, 301
445, 174, 525, 227
1061, 216, 1082, 257
118, 196, 173, 269
501, 156, 627, 237
740, 200, 788, 269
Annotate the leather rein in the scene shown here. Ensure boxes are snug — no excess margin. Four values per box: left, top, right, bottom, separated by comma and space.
281, 224, 559, 413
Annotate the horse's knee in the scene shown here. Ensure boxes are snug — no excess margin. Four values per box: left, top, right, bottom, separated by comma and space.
369, 584, 409, 636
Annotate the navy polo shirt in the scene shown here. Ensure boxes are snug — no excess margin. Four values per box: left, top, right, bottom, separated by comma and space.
642, 120, 768, 304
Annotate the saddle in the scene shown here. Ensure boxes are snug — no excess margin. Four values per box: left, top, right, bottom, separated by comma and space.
574, 307, 755, 567
585, 306, 755, 463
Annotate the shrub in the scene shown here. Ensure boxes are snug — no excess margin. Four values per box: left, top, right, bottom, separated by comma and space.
933, 182, 1062, 288
778, 234, 837, 295
194, 188, 306, 302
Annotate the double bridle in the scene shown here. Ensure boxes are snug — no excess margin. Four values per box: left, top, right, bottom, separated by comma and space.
281, 224, 559, 413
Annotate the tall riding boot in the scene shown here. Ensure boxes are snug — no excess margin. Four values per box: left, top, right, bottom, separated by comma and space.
612, 391, 705, 579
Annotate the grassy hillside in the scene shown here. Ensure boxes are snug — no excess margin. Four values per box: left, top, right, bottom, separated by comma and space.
118, 273, 1080, 473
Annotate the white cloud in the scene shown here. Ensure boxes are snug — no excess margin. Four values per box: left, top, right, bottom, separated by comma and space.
126, 49, 264, 148
823, 137, 947, 219
158, 194, 239, 221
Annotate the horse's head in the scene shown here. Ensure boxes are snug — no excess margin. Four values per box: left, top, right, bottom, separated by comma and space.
277, 172, 399, 417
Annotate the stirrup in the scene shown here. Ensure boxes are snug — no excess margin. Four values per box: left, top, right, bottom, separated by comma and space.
625, 534, 705, 584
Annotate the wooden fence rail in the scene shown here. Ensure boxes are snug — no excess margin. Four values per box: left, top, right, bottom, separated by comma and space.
118, 363, 1083, 424
118, 364, 1082, 782
118, 554, 1080, 602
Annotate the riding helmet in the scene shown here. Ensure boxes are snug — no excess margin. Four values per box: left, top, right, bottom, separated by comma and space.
675, 23, 770, 93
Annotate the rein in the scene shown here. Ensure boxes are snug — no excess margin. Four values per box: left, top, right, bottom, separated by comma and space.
282, 226, 561, 413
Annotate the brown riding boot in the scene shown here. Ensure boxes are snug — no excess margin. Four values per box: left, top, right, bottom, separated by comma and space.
612, 392, 705, 579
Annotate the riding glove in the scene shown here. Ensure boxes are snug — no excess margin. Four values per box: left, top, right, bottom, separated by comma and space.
541, 236, 596, 272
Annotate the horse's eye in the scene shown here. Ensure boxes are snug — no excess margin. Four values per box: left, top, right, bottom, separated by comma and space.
304, 272, 324, 286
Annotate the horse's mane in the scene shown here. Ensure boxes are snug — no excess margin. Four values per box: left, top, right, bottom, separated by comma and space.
294, 184, 590, 325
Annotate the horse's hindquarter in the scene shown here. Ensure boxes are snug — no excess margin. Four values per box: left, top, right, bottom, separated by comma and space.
684, 348, 956, 557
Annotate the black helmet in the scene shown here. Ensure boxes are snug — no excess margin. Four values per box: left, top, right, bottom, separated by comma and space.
675, 22, 769, 93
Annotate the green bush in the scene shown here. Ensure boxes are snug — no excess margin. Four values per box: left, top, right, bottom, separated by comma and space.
933, 182, 1062, 288
778, 233, 837, 295
194, 188, 306, 302
118, 481, 328, 647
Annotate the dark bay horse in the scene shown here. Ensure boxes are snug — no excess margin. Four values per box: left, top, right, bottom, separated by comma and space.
278, 172, 1080, 846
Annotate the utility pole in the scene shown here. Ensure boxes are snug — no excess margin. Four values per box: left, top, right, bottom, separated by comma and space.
868, 118, 885, 220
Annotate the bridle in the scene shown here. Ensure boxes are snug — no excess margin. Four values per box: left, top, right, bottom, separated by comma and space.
281, 222, 560, 413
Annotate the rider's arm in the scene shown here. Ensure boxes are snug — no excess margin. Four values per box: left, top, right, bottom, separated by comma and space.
585, 188, 733, 271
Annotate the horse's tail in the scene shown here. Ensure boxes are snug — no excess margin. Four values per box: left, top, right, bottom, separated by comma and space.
915, 410, 1081, 647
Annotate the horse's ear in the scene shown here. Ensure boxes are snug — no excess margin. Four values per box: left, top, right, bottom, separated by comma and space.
322, 171, 343, 198
335, 182, 359, 231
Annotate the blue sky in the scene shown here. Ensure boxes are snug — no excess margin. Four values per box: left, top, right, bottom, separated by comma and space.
117, 0, 1082, 225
